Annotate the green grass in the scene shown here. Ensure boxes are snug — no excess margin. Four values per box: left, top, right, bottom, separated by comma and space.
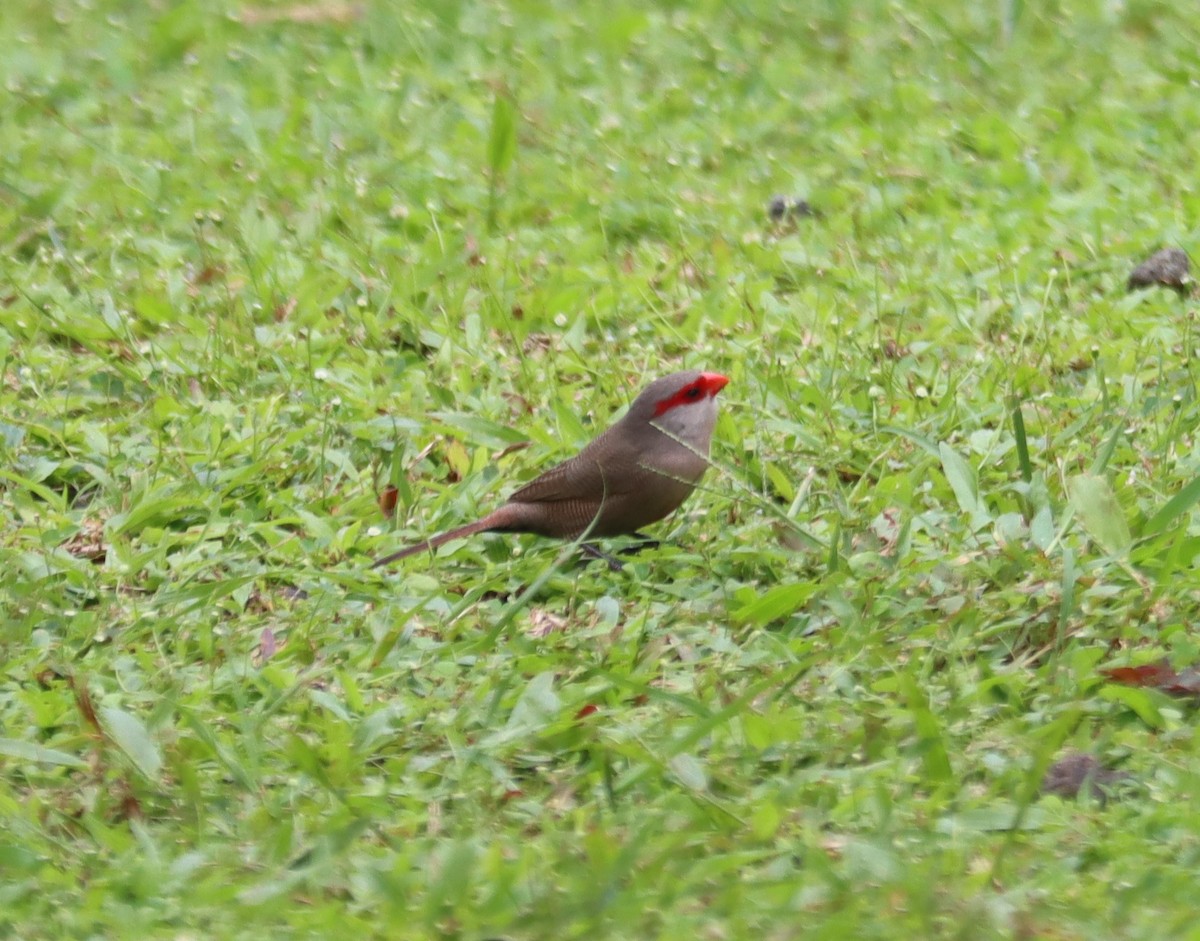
3, 0, 1200, 937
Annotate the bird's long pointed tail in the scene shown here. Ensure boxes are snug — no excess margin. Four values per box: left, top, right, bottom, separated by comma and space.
371, 508, 515, 569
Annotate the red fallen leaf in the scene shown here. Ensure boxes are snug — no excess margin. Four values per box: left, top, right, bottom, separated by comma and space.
1102, 662, 1174, 685
1102, 659, 1200, 698
576, 704, 599, 719
118, 789, 144, 820
69, 677, 102, 734
378, 485, 398, 517
501, 789, 523, 802
191, 264, 223, 286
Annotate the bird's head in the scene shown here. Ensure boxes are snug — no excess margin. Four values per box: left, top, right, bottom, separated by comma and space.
628, 370, 729, 449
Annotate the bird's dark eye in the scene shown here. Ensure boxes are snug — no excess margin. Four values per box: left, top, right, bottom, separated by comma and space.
685, 386, 701, 399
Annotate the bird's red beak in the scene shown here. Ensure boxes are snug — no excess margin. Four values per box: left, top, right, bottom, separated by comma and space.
701, 372, 730, 396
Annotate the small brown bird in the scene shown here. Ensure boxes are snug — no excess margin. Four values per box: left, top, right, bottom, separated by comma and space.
373, 370, 730, 567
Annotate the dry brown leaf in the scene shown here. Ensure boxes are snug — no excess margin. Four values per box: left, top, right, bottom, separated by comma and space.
378, 484, 399, 518
62, 519, 107, 562
528, 608, 567, 638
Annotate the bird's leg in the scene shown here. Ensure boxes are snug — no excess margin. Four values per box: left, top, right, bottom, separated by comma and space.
581, 543, 624, 571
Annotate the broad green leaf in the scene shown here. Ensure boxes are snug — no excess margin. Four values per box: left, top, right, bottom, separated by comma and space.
1088, 424, 1124, 476
506, 672, 560, 731
939, 442, 990, 529
668, 752, 708, 791
487, 91, 517, 178
0, 422, 25, 449
1142, 474, 1200, 538
842, 839, 902, 880
732, 582, 817, 626
427, 839, 477, 913
443, 439, 471, 481
750, 801, 782, 840
881, 424, 941, 457
1098, 685, 1163, 728
0, 842, 39, 871
900, 673, 953, 784
740, 711, 774, 750
1010, 399, 1033, 482
765, 463, 796, 502
429, 411, 529, 447
1030, 503, 1054, 551
1058, 545, 1077, 636
552, 396, 589, 447
178, 708, 256, 791
936, 805, 1049, 833
109, 491, 198, 536
100, 706, 163, 780
486, 90, 517, 232
1068, 474, 1131, 556
0, 738, 87, 769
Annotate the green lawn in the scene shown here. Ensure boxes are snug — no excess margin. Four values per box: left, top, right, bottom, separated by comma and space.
3, 0, 1200, 937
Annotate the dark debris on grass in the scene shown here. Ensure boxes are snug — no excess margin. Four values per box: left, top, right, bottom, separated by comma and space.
1042, 752, 1135, 804
1127, 247, 1192, 294
767, 194, 818, 223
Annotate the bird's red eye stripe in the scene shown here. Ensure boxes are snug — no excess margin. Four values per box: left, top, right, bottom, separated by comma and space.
654, 372, 730, 416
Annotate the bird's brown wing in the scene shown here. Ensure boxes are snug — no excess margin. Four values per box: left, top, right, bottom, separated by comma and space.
505, 427, 703, 538
507, 429, 639, 505
507, 453, 620, 504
